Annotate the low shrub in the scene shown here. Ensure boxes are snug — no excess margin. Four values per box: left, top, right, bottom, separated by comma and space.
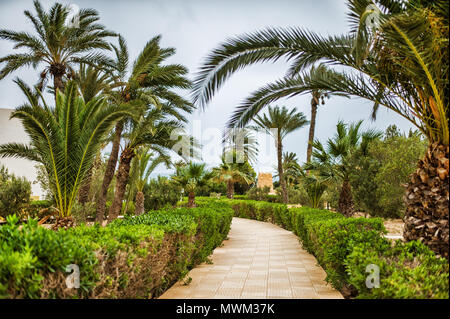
0, 201, 233, 299
346, 240, 449, 299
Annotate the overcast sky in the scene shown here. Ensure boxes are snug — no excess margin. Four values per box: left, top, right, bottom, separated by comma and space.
0, 0, 416, 176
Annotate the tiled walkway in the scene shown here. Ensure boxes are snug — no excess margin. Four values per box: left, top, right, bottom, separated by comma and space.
159, 217, 343, 299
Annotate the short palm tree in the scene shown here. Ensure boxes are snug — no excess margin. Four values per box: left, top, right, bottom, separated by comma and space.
308, 120, 381, 216
222, 128, 259, 164
96, 35, 193, 222
213, 152, 254, 198
172, 162, 214, 207
0, 0, 115, 92
192, 0, 448, 256
300, 172, 328, 209
252, 105, 309, 203
126, 147, 171, 215
0, 80, 130, 220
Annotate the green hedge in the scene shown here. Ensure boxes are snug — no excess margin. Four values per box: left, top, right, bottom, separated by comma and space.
207, 197, 448, 299
0, 201, 233, 299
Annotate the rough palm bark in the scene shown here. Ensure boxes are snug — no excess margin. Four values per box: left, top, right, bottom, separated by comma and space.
50, 63, 66, 93
107, 147, 135, 222
338, 179, 354, 217
277, 131, 288, 203
96, 121, 124, 223
135, 190, 145, 215
306, 92, 319, 164
226, 180, 234, 199
404, 143, 449, 258
187, 191, 196, 208
78, 168, 92, 205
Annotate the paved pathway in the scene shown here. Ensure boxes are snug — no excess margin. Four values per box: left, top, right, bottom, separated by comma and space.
160, 217, 343, 299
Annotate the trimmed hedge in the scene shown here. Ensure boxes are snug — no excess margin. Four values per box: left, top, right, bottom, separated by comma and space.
0, 201, 233, 299
202, 197, 448, 299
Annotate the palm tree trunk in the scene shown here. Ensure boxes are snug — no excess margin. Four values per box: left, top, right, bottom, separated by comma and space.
135, 190, 145, 215
338, 179, 354, 217
96, 121, 123, 223
226, 180, 234, 199
277, 133, 288, 203
187, 191, 196, 208
403, 143, 449, 258
107, 147, 135, 222
78, 168, 92, 205
306, 92, 319, 164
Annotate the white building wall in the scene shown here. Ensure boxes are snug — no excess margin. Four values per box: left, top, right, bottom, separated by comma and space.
0, 108, 43, 199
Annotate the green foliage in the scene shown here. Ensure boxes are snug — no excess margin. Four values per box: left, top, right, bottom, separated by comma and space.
349, 126, 427, 218
0, 215, 98, 298
0, 81, 132, 217
0, 202, 233, 298
143, 177, 181, 211
0, 165, 31, 218
346, 240, 449, 299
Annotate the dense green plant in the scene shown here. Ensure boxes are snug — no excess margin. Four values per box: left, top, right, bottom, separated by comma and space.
0, 201, 233, 298
346, 240, 449, 299
348, 126, 427, 218
307, 120, 381, 216
143, 176, 181, 211
0, 0, 115, 92
0, 81, 131, 218
172, 162, 214, 207
0, 165, 31, 218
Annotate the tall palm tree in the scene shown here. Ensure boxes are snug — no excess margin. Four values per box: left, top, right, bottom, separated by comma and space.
125, 147, 171, 215
308, 120, 381, 216
0, 80, 130, 221
172, 162, 214, 207
0, 0, 115, 93
252, 105, 308, 203
95, 35, 193, 223
213, 152, 254, 199
192, 0, 448, 256
275, 152, 302, 188
222, 128, 259, 164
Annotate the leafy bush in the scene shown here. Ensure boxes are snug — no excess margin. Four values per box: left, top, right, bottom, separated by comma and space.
346, 240, 449, 299
0, 202, 233, 299
0, 166, 31, 218
143, 177, 180, 211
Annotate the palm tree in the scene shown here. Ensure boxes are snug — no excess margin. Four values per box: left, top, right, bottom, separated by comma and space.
95, 35, 193, 223
125, 147, 171, 215
0, 80, 130, 222
107, 111, 190, 222
192, 0, 448, 256
300, 172, 328, 209
308, 120, 381, 216
172, 162, 214, 207
225, 65, 342, 164
0, 0, 115, 93
252, 105, 309, 203
275, 152, 302, 188
213, 152, 254, 198
74, 64, 113, 205
222, 128, 259, 165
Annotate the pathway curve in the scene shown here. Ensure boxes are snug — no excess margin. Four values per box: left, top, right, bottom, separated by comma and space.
160, 217, 343, 299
